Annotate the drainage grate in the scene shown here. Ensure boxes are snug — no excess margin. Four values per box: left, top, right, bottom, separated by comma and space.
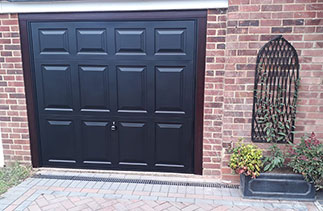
33, 174, 239, 189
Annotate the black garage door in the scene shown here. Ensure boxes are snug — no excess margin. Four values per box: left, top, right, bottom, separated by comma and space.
30, 20, 196, 173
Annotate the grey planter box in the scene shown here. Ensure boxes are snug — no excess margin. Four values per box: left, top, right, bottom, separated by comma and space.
240, 173, 315, 201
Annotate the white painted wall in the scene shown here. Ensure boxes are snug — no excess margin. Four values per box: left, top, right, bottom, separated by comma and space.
0, 0, 228, 13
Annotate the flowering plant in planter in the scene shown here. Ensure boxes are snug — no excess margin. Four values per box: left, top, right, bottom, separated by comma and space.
288, 132, 323, 190
229, 141, 263, 178
228, 139, 316, 200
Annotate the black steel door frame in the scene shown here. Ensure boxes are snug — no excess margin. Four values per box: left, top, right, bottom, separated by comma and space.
19, 10, 207, 175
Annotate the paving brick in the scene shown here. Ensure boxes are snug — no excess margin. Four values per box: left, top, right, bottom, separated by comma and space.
143, 184, 153, 192
139, 195, 158, 201
115, 190, 133, 195
1, 172, 318, 211
64, 187, 82, 192
100, 182, 113, 190
167, 190, 185, 197
157, 197, 176, 202
195, 187, 204, 195
97, 189, 115, 194
68, 180, 81, 188
25, 193, 40, 202
221, 189, 231, 196
92, 181, 104, 189
122, 194, 140, 200
109, 182, 121, 190
195, 199, 214, 204
151, 184, 162, 192
33, 179, 47, 186
48, 186, 65, 191
35, 190, 53, 195
118, 183, 128, 190
125, 183, 136, 191
186, 186, 195, 194
75, 181, 88, 189
229, 189, 240, 197
134, 183, 145, 191
177, 186, 187, 194
85, 193, 105, 198
52, 191, 70, 197
103, 194, 122, 199
59, 180, 73, 188
150, 192, 168, 197
176, 197, 195, 203
68, 192, 87, 197
168, 186, 178, 193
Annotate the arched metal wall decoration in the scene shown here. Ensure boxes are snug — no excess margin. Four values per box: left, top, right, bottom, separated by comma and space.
252, 35, 300, 143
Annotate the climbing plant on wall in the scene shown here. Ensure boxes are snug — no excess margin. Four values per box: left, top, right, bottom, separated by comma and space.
252, 36, 300, 143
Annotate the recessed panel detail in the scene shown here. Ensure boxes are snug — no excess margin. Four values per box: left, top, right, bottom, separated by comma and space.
41, 65, 73, 111
79, 66, 110, 112
76, 29, 107, 54
81, 121, 112, 165
155, 29, 186, 55
155, 123, 184, 167
117, 66, 147, 113
43, 120, 76, 163
39, 29, 69, 54
118, 122, 148, 166
115, 29, 146, 55
155, 67, 184, 114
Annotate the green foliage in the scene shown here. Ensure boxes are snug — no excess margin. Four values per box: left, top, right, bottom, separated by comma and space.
288, 133, 323, 190
254, 67, 300, 172
255, 66, 300, 144
229, 140, 263, 178
263, 144, 285, 172
0, 162, 32, 194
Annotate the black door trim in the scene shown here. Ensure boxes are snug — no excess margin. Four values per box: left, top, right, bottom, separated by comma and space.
19, 10, 206, 175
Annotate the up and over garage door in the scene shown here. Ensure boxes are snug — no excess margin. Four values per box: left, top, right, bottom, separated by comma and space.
24, 12, 204, 173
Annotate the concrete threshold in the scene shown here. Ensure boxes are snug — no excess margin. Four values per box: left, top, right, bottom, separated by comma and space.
35, 167, 234, 185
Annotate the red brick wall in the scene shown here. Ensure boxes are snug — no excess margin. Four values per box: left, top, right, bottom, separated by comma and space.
203, 9, 227, 177
218, 0, 323, 182
0, 5, 322, 180
0, 14, 31, 165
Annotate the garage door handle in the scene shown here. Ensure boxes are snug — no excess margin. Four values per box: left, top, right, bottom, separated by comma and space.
111, 121, 117, 131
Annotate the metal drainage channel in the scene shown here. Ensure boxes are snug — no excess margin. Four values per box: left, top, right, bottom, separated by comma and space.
33, 174, 239, 189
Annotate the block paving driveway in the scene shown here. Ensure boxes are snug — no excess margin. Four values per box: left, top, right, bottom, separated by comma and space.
0, 170, 320, 211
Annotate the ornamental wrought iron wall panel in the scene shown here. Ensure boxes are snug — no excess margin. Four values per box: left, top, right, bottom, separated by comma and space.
252, 36, 300, 143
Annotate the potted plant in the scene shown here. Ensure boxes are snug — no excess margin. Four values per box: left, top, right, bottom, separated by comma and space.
288, 132, 323, 191
229, 136, 318, 201
229, 37, 319, 200
229, 140, 263, 179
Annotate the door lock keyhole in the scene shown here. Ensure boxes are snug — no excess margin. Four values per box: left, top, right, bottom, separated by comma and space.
111, 121, 117, 131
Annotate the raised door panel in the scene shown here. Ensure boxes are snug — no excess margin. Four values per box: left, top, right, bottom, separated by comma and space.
41, 120, 77, 165
38, 28, 69, 55
81, 121, 112, 166
155, 123, 185, 168
116, 66, 147, 113
155, 66, 185, 114
76, 29, 108, 55
40, 65, 74, 112
118, 122, 148, 167
155, 29, 186, 55
79, 65, 110, 113
152, 21, 195, 60
115, 29, 146, 55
